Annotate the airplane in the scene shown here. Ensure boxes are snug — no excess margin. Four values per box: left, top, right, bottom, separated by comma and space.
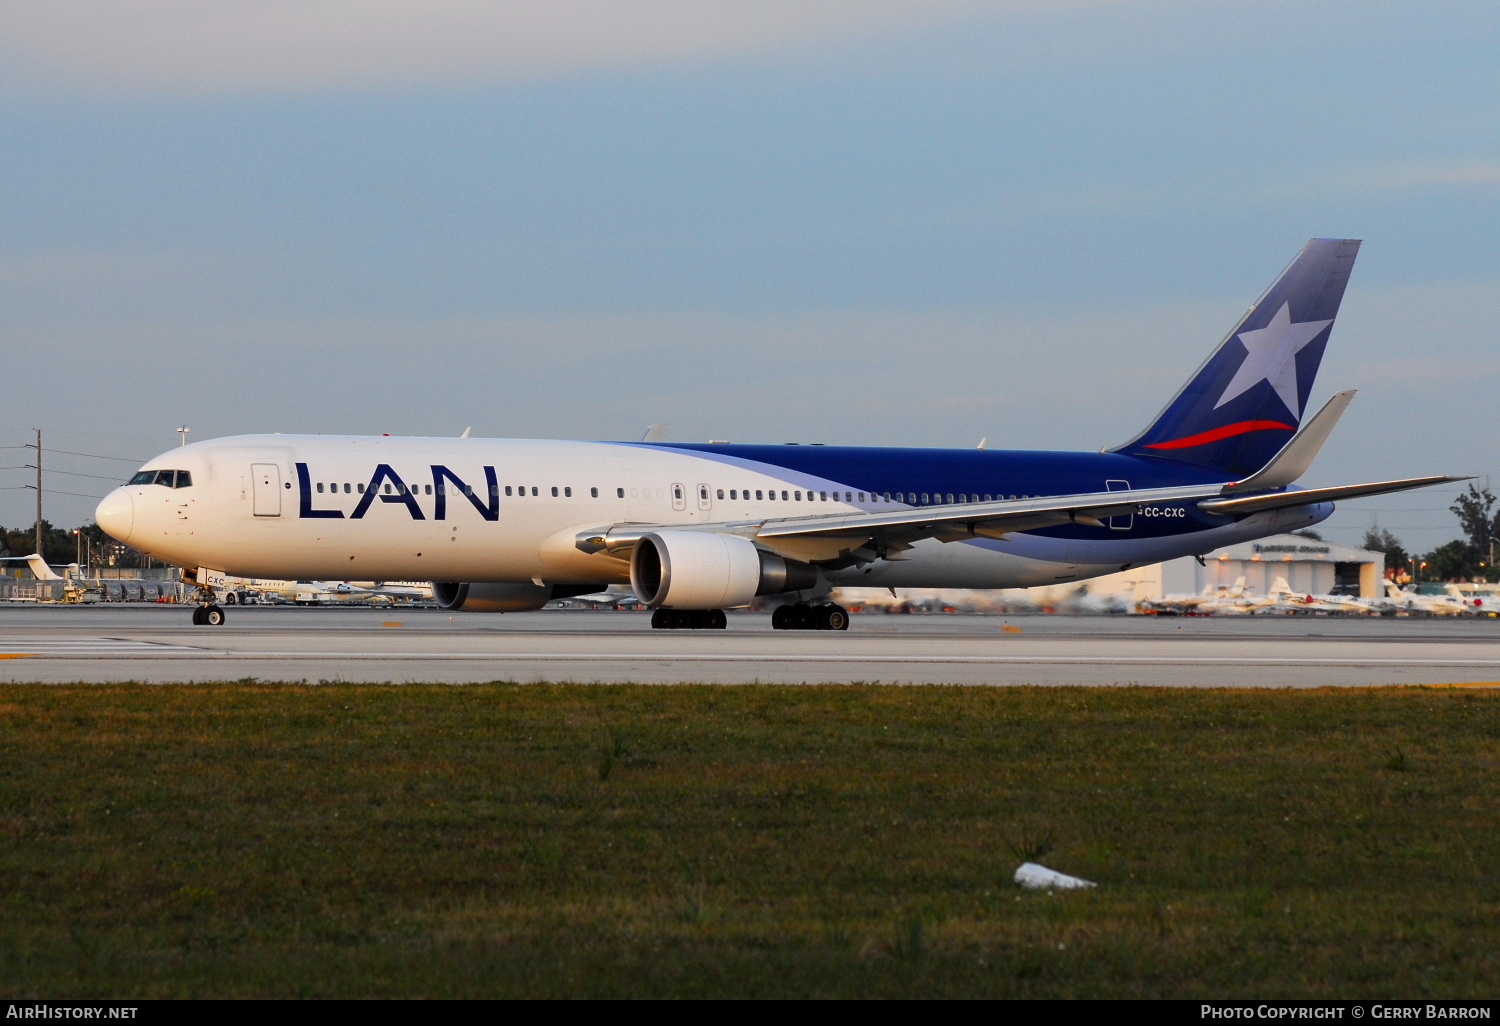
1384, 580, 1470, 616
93, 239, 1466, 630
1444, 583, 1498, 616
212, 576, 375, 605
0, 554, 104, 603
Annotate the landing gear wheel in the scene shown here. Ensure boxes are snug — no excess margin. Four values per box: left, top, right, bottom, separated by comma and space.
791, 604, 816, 630
651, 609, 671, 629
203, 605, 225, 626
817, 604, 849, 631
192, 606, 206, 625
705, 609, 727, 630
771, 606, 792, 630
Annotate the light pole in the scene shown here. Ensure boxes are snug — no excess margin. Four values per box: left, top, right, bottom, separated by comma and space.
177, 426, 190, 447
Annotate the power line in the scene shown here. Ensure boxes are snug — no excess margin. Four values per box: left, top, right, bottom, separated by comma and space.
38, 448, 146, 463
0, 467, 126, 482
0, 486, 104, 500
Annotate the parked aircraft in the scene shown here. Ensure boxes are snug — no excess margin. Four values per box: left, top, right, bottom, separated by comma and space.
1384, 581, 1470, 616
0, 554, 102, 603
95, 239, 1463, 629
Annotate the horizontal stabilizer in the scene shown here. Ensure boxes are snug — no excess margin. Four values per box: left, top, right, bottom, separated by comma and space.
1226, 389, 1355, 492
1198, 475, 1469, 516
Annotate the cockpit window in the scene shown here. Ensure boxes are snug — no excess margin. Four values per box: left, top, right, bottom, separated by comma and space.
128, 469, 191, 488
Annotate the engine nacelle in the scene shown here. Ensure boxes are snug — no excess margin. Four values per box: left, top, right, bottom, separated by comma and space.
629, 532, 818, 609
433, 581, 554, 612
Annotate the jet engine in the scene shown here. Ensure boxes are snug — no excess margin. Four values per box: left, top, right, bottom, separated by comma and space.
433, 581, 598, 612
629, 531, 818, 609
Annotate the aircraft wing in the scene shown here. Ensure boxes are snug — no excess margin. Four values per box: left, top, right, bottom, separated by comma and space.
1197, 475, 1467, 516
576, 475, 1464, 559
577, 482, 1228, 556
753, 482, 1226, 543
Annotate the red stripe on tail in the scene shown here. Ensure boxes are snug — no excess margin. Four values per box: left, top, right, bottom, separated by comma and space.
1144, 419, 1295, 450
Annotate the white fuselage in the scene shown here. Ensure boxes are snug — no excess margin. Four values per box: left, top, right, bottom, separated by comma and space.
95, 434, 1323, 597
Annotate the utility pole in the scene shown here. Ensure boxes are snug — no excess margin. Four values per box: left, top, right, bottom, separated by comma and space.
33, 429, 41, 558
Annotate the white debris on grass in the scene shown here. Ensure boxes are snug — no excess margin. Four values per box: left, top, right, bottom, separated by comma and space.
1014, 862, 1096, 890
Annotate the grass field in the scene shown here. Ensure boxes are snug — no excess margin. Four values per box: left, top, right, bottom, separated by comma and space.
0, 682, 1496, 998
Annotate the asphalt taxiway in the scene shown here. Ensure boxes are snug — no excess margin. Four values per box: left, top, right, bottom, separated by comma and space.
0, 605, 1497, 686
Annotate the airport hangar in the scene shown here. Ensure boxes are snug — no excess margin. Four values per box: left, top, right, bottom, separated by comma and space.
1097, 534, 1385, 602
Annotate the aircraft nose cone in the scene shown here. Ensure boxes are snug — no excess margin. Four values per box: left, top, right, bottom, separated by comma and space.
95, 488, 134, 544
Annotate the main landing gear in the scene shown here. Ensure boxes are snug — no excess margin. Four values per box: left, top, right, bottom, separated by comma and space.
192, 603, 225, 626
651, 608, 728, 630
772, 603, 849, 631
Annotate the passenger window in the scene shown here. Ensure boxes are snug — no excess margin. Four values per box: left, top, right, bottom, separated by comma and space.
617, 488, 624, 498
920, 493, 929, 504
551, 486, 559, 497
384, 484, 392, 495
564, 487, 572, 497
857, 492, 865, 502
591, 487, 598, 498
531, 487, 538, 496
316, 483, 324, 493
729, 490, 737, 500
505, 486, 512, 496
794, 491, 802, 501
344, 483, 351, 494
755, 490, 763, 500
357, 483, 364, 493
717, 489, 725, 500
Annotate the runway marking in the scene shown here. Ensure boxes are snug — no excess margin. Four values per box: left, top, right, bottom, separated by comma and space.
0, 637, 207, 655
6, 650, 1500, 667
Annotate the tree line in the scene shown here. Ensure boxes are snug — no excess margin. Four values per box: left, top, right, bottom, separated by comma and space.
1359, 483, 1498, 583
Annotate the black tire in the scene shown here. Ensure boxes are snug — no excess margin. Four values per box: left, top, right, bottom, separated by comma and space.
706, 609, 727, 630
771, 605, 791, 630
819, 604, 849, 631
791, 604, 816, 630
204, 605, 225, 626
191, 606, 206, 626
223, 592, 238, 605
651, 609, 671, 629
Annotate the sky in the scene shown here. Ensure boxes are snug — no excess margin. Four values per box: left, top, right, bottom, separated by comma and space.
1, 0, 1497, 552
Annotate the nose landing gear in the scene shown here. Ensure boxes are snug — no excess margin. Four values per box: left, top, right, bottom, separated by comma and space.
192, 604, 225, 626
771, 603, 849, 631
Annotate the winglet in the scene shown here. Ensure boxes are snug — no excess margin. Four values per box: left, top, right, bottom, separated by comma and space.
641, 423, 669, 443
1224, 389, 1355, 493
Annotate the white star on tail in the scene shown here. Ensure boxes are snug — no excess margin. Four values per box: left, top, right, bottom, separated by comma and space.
1213, 301, 1332, 417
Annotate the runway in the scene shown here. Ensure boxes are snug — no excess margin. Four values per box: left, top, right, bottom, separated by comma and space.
0, 604, 1498, 685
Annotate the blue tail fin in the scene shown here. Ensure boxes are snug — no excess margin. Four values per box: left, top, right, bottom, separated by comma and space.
1112, 238, 1360, 477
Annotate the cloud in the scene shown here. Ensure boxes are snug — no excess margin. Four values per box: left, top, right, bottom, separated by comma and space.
0, 0, 1024, 94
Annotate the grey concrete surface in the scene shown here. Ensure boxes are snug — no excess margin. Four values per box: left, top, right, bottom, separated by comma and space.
1, 604, 1498, 686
